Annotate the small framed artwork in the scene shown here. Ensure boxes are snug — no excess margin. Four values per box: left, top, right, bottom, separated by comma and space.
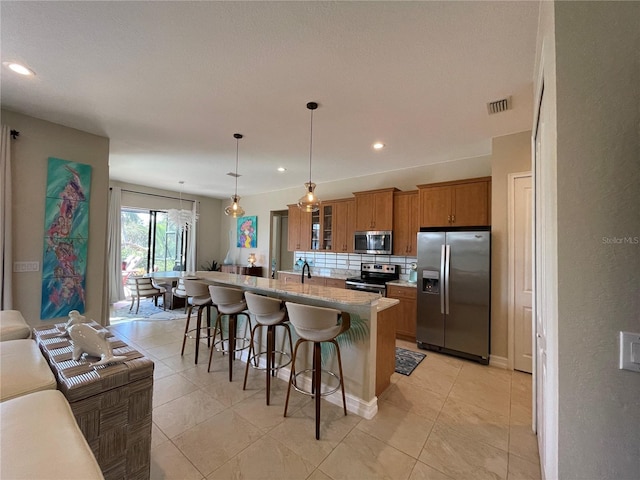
237, 215, 257, 248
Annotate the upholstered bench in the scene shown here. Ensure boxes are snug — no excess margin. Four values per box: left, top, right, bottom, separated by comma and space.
0, 309, 31, 341
0, 389, 104, 479
0, 338, 56, 401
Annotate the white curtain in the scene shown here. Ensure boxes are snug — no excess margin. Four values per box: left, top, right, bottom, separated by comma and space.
107, 187, 125, 304
0, 125, 13, 310
186, 202, 197, 272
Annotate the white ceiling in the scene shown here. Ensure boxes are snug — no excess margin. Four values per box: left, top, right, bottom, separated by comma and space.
1, 1, 540, 200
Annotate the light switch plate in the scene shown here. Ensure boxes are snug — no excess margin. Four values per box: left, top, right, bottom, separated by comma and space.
619, 331, 640, 372
13, 261, 40, 272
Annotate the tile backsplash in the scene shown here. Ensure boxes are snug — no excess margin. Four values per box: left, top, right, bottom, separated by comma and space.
293, 251, 417, 280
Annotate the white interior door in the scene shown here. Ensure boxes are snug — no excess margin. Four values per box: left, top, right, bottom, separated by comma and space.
511, 173, 533, 373
534, 81, 558, 479
534, 96, 547, 473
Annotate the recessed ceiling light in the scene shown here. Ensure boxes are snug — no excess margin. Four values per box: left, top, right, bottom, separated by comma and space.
277, 167, 286, 172
3, 61, 35, 76
373, 143, 385, 150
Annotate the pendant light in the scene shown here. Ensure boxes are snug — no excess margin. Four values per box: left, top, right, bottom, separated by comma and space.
298, 101, 320, 212
224, 133, 246, 217
168, 181, 198, 231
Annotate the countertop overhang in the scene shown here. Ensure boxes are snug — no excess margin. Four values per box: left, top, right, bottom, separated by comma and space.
195, 271, 380, 306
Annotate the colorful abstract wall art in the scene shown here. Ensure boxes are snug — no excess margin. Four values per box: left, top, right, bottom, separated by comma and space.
237, 216, 257, 248
41, 158, 92, 319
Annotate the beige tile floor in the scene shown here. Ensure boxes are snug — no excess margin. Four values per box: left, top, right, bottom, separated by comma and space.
110, 316, 541, 480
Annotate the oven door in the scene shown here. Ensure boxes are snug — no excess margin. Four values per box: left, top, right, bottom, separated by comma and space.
345, 281, 385, 296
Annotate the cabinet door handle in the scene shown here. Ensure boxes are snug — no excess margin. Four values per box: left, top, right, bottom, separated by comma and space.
452, 215, 455, 224
447, 215, 451, 224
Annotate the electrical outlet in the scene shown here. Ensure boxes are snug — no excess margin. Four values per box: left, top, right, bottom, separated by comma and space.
619, 331, 640, 373
13, 261, 40, 272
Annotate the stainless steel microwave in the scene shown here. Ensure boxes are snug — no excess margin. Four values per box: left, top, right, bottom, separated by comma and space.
354, 231, 393, 255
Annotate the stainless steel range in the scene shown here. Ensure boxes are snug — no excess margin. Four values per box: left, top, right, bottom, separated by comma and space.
345, 263, 400, 296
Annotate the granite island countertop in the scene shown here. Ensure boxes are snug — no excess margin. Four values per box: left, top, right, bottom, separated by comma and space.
377, 297, 400, 312
195, 271, 379, 306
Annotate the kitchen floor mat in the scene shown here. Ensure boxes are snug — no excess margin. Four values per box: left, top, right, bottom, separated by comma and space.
395, 347, 426, 376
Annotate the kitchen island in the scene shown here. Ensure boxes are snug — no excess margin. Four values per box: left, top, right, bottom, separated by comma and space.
193, 271, 398, 419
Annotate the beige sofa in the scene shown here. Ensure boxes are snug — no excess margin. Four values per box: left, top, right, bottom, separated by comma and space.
0, 310, 104, 479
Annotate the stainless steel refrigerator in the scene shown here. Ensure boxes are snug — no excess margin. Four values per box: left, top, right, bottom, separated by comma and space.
416, 226, 491, 364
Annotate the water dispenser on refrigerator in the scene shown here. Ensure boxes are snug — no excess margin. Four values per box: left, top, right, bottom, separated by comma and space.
422, 270, 440, 294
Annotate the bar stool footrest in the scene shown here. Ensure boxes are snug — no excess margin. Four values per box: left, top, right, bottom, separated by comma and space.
185, 326, 214, 341
212, 337, 251, 353
291, 369, 342, 397
248, 350, 292, 371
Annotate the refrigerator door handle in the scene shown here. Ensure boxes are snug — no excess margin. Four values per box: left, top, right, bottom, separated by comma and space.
444, 244, 451, 315
440, 245, 446, 314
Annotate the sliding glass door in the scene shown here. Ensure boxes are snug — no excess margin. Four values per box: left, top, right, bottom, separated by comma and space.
121, 208, 187, 275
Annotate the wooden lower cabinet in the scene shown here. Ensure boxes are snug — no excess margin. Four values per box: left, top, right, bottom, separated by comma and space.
386, 285, 417, 341
277, 272, 345, 289
278, 272, 301, 284
303, 276, 325, 286
220, 265, 263, 276
324, 278, 346, 289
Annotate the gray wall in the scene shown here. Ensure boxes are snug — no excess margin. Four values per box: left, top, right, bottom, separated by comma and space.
554, 2, 640, 478
490, 131, 532, 360
2, 109, 110, 326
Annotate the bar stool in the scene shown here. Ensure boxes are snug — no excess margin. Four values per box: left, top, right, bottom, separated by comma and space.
207, 286, 251, 381
180, 279, 213, 364
242, 292, 294, 405
283, 302, 351, 440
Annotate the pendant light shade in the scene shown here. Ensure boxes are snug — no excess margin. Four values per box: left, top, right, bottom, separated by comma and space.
168, 181, 198, 231
224, 133, 245, 218
298, 101, 320, 212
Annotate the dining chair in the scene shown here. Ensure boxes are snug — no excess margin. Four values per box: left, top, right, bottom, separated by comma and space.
127, 277, 166, 314
172, 278, 189, 313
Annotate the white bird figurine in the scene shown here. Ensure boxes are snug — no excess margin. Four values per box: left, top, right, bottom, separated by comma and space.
68, 323, 126, 367
58, 309, 90, 337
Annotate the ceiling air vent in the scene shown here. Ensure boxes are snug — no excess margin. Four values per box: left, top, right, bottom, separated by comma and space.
487, 96, 512, 115
226, 172, 241, 178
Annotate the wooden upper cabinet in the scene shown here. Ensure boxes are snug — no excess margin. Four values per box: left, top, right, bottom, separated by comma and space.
418, 177, 491, 227
419, 185, 452, 227
333, 198, 355, 253
354, 188, 397, 231
287, 204, 312, 251
393, 191, 419, 256
320, 202, 335, 251
451, 181, 490, 226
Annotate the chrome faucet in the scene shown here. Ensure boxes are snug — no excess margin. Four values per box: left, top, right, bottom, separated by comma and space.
301, 261, 311, 284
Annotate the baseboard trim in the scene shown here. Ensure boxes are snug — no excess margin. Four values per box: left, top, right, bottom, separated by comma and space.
245, 351, 378, 419
490, 355, 509, 369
